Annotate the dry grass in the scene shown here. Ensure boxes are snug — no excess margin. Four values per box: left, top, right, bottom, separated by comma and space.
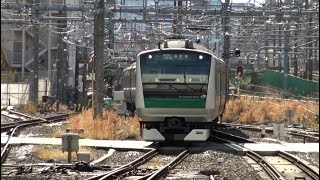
14, 101, 72, 114
51, 98, 318, 140
223, 96, 319, 130
15, 101, 38, 114
54, 109, 140, 140
33, 145, 94, 161
51, 102, 70, 112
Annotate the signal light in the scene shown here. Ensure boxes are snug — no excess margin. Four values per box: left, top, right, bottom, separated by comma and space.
236, 66, 243, 77
234, 48, 240, 57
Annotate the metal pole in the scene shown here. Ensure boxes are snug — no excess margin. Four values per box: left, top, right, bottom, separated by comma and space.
293, 19, 299, 76
48, 0, 52, 80
32, 4, 40, 102
143, 0, 147, 22
283, 30, 289, 91
67, 136, 72, 163
74, 47, 79, 108
173, 1, 177, 34
45, 79, 48, 96
222, 0, 230, 100
307, 17, 313, 80
277, 1, 282, 72
22, 27, 25, 80
6, 74, 9, 105
57, 0, 68, 107
177, 0, 182, 35
93, 0, 105, 118
82, 44, 88, 110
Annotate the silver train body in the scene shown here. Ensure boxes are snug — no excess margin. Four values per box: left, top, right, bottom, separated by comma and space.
123, 40, 227, 141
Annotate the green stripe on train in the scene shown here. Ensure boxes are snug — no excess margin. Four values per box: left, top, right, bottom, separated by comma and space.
144, 98, 206, 108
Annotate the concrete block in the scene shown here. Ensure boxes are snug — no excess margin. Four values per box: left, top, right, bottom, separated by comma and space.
77, 152, 90, 162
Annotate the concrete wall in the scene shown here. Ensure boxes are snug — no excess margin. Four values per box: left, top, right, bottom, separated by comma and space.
1, 79, 51, 105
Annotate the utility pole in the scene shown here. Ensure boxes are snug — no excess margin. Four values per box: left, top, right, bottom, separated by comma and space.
31, 2, 40, 102
173, 1, 177, 34
283, 30, 289, 90
82, 40, 88, 110
177, 1, 182, 35
293, 12, 299, 77
74, 47, 80, 110
48, 0, 52, 81
222, 0, 230, 99
108, 11, 115, 49
307, 17, 313, 80
56, 4, 68, 110
93, 0, 105, 118
277, 1, 282, 72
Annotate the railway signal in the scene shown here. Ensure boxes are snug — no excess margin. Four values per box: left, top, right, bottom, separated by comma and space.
236, 65, 243, 77
234, 48, 241, 57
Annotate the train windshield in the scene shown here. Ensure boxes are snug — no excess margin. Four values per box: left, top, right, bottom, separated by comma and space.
140, 50, 211, 98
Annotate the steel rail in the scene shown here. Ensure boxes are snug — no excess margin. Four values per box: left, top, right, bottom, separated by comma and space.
215, 132, 317, 180
287, 132, 319, 141
246, 151, 285, 180
86, 149, 158, 180
8, 110, 69, 121
211, 129, 257, 143
1, 119, 44, 132
1, 118, 58, 165
147, 150, 190, 180
1, 124, 24, 165
8, 110, 43, 120
223, 123, 319, 141
214, 135, 285, 180
1, 112, 68, 133
278, 151, 319, 180
0, 113, 24, 120
1, 112, 70, 165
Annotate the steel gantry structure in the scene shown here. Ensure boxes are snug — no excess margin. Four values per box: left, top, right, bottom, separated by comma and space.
1, 0, 319, 117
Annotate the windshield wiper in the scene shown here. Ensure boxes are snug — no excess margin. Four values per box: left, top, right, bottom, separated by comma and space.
199, 76, 209, 93
168, 84, 184, 93
183, 84, 198, 92
169, 84, 198, 94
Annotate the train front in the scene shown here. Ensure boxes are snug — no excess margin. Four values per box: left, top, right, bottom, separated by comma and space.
135, 48, 216, 141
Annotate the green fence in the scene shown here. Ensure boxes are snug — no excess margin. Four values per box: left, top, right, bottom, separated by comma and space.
227, 69, 319, 97
262, 70, 319, 97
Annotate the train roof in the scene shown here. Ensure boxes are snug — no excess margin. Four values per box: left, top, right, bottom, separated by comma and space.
158, 40, 211, 52
137, 40, 224, 63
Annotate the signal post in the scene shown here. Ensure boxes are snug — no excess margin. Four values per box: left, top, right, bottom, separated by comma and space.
236, 64, 243, 96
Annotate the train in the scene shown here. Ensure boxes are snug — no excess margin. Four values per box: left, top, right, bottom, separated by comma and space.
122, 40, 227, 141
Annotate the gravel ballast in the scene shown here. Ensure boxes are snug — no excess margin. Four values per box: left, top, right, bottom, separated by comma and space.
170, 150, 263, 180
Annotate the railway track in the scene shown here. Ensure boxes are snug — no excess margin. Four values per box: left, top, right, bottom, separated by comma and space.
215, 130, 319, 180
223, 123, 319, 142
87, 149, 158, 180
211, 129, 257, 143
1, 111, 69, 132
87, 148, 190, 180
145, 149, 189, 180
277, 151, 319, 180
1, 110, 70, 166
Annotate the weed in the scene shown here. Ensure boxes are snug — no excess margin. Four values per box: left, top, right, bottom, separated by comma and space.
55, 109, 141, 140
223, 97, 319, 130
33, 145, 94, 162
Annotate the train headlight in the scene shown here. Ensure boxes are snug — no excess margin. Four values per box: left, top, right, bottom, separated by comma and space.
199, 55, 203, 60
148, 55, 153, 59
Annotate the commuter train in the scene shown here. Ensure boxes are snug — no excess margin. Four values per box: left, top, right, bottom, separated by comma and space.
123, 40, 227, 141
